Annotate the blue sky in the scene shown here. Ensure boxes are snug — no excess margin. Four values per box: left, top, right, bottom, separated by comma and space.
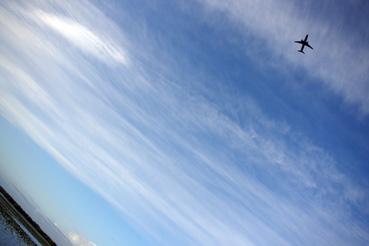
0, 0, 369, 245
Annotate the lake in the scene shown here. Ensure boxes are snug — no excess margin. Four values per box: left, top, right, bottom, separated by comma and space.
0, 203, 35, 246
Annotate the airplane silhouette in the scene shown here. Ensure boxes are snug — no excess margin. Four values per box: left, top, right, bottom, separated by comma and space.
294, 34, 313, 54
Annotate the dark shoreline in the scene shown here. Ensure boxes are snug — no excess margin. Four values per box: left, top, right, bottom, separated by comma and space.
0, 186, 56, 246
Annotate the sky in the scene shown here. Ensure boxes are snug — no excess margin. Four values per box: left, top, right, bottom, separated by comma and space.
0, 0, 369, 245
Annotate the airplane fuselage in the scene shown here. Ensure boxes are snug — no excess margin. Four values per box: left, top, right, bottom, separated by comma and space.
294, 34, 313, 54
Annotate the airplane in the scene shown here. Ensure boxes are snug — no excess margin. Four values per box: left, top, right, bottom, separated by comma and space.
294, 34, 313, 54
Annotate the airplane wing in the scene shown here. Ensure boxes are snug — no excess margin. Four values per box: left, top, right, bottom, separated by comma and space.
306, 43, 313, 49
294, 41, 303, 44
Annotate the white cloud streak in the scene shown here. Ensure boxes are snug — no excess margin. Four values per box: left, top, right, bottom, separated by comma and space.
32, 10, 129, 66
0, 1, 368, 245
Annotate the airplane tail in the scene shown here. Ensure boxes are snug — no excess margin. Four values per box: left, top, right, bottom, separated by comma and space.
298, 50, 305, 54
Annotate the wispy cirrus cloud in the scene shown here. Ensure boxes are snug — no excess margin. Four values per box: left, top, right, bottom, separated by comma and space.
31, 10, 129, 66
0, 1, 369, 245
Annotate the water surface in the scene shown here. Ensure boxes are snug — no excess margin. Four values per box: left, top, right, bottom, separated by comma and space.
0, 204, 35, 246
